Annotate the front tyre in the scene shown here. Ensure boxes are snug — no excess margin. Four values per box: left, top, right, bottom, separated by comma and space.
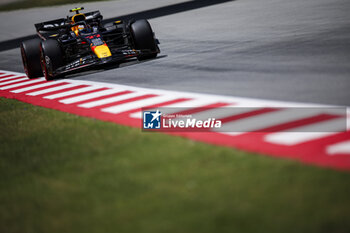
20, 38, 43, 79
40, 39, 64, 81
130, 19, 158, 60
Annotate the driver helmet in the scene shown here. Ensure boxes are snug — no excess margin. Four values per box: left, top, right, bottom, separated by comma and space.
71, 14, 87, 35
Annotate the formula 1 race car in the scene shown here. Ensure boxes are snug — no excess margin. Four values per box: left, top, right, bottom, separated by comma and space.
21, 7, 160, 80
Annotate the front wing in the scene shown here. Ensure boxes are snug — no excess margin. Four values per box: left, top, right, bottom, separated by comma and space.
53, 49, 150, 76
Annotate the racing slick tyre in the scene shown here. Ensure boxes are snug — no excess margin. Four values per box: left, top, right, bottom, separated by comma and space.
40, 39, 64, 81
130, 19, 158, 61
20, 38, 43, 79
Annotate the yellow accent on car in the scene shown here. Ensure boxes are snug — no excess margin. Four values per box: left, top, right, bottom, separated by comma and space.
114, 20, 122, 24
72, 13, 86, 23
70, 7, 83, 12
93, 44, 112, 58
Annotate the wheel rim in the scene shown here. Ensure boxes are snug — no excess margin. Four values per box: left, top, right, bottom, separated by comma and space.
40, 47, 49, 80
20, 46, 29, 77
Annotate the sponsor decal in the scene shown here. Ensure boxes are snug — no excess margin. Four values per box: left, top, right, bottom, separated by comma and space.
65, 56, 91, 70
122, 50, 137, 55
43, 22, 65, 29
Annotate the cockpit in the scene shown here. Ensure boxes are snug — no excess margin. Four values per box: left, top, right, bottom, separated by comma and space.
70, 8, 91, 35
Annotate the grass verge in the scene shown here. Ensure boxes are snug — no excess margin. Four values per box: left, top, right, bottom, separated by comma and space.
0, 97, 350, 233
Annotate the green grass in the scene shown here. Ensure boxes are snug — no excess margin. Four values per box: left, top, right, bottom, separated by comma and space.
1, 97, 350, 233
0, 0, 111, 12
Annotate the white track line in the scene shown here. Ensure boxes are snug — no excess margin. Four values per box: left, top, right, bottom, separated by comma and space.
191, 106, 256, 121
102, 95, 179, 114
43, 86, 101, 99
0, 79, 44, 90
0, 77, 28, 86
78, 92, 147, 108
0, 75, 22, 82
218, 107, 265, 136
129, 98, 220, 118
160, 99, 218, 108
327, 140, 350, 155
192, 107, 264, 136
264, 118, 346, 146
1, 70, 349, 154
218, 109, 331, 132
11, 81, 65, 93
59, 89, 125, 104
27, 83, 81, 96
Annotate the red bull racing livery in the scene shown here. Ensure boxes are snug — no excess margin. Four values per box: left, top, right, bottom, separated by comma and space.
20, 7, 160, 80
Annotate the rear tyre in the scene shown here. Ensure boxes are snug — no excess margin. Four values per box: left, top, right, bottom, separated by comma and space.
130, 19, 158, 60
40, 39, 64, 81
20, 38, 43, 79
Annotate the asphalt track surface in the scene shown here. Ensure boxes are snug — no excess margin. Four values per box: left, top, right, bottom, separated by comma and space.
0, 0, 349, 106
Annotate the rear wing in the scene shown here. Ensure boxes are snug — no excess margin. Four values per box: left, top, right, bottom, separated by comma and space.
74, 10, 103, 22
35, 18, 67, 32
35, 10, 103, 33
